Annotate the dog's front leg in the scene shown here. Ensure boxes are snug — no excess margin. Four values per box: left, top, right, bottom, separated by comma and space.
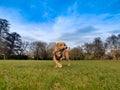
53, 56, 62, 68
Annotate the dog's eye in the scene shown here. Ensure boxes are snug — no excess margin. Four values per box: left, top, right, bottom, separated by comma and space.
60, 44, 62, 46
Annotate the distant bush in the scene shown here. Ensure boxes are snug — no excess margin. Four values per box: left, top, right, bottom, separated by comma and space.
0, 55, 4, 59
8, 55, 28, 60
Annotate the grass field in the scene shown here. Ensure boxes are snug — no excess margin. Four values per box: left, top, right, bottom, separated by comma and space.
0, 60, 120, 90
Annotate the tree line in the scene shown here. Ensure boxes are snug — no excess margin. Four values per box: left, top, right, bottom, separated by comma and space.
0, 19, 120, 60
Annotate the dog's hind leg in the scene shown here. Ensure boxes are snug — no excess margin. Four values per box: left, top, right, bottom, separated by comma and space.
64, 51, 70, 66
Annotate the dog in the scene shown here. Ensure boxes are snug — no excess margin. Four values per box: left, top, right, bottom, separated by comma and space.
53, 42, 70, 68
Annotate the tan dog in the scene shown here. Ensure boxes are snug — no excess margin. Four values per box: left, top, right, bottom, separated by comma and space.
53, 42, 70, 68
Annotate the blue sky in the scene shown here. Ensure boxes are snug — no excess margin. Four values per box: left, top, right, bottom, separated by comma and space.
0, 0, 120, 47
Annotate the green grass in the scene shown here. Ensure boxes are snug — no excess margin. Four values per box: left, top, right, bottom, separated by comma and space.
0, 60, 120, 90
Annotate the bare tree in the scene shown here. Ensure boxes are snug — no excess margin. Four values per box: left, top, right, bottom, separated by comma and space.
29, 41, 48, 60
82, 43, 94, 60
70, 46, 84, 60
105, 34, 120, 59
92, 37, 105, 60
47, 42, 56, 60
82, 37, 105, 60
106, 35, 118, 50
18, 41, 29, 55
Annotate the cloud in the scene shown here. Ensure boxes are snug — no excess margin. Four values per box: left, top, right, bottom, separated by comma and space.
58, 26, 98, 45
56, 14, 120, 46
0, 7, 120, 47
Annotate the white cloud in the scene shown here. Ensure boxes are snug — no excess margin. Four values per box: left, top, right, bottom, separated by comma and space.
0, 7, 120, 47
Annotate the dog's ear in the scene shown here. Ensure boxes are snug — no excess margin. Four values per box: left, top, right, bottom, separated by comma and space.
64, 43, 66, 46
55, 42, 59, 47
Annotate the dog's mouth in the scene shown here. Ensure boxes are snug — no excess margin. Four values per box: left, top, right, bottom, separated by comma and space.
56, 52, 61, 56
54, 46, 68, 60
55, 51, 63, 60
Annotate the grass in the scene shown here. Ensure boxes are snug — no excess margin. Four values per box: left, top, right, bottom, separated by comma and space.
0, 60, 120, 90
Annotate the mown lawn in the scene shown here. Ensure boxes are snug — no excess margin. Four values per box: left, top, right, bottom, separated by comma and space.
0, 60, 120, 90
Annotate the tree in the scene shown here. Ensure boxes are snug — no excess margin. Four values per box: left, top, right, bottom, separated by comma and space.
0, 19, 10, 55
83, 43, 94, 54
92, 37, 105, 59
82, 37, 105, 60
5, 32, 22, 56
105, 34, 120, 59
29, 41, 48, 60
0, 19, 9, 39
82, 43, 94, 60
70, 46, 84, 60
117, 34, 120, 50
18, 41, 29, 55
106, 35, 118, 50
46, 42, 56, 60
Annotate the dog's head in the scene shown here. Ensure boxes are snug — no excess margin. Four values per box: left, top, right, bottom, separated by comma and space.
55, 42, 66, 50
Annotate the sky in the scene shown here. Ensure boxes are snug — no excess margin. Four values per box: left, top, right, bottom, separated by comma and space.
0, 0, 120, 47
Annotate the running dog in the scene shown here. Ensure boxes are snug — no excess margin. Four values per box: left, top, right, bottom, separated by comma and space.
53, 42, 70, 68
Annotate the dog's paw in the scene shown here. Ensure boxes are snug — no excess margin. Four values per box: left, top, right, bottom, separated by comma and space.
54, 65, 62, 68
58, 65, 62, 68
